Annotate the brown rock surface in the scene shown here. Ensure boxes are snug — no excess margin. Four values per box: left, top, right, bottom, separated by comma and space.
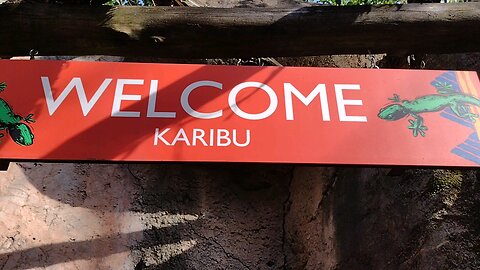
0, 163, 144, 269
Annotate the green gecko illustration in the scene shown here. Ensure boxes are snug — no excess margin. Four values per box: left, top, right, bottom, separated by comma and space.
378, 82, 480, 137
0, 82, 35, 146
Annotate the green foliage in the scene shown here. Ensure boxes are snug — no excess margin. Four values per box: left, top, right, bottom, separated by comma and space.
428, 169, 463, 194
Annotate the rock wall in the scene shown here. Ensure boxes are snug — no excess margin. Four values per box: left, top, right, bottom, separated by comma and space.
285, 167, 480, 270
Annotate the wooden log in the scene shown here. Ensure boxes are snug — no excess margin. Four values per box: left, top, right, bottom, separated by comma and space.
0, 3, 479, 58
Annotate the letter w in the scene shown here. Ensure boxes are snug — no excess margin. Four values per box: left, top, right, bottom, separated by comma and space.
41, 77, 112, 116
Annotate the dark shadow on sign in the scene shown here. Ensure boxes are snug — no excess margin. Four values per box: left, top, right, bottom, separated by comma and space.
10, 56, 286, 206
34, 59, 282, 162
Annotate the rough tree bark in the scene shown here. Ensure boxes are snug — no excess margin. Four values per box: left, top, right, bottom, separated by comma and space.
0, 3, 479, 58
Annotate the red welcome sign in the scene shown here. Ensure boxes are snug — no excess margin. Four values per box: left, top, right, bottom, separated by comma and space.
0, 60, 479, 166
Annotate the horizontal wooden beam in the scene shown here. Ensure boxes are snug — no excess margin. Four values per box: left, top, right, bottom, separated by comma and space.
0, 3, 479, 58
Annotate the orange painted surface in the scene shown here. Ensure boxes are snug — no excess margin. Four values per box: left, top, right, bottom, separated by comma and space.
0, 60, 478, 166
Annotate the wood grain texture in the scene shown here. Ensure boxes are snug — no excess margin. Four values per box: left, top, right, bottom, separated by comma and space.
0, 3, 479, 57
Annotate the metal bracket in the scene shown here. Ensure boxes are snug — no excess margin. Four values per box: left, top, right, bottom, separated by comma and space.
29, 49, 38, 60
368, 51, 379, 69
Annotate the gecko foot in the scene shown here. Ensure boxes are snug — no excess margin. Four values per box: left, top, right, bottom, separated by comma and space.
461, 112, 478, 122
408, 119, 428, 137
388, 94, 401, 102
24, 114, 35, 123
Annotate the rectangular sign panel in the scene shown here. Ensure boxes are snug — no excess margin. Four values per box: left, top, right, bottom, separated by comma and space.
0, 60, 479, 166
